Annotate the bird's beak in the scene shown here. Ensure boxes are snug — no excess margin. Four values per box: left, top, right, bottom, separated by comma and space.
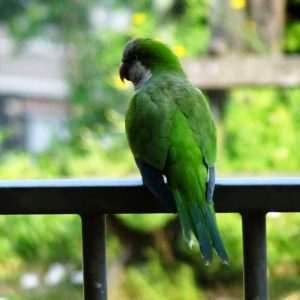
119, 62, 129, 83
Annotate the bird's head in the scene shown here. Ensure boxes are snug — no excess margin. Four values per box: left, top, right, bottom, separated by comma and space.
119, 38, 185, 89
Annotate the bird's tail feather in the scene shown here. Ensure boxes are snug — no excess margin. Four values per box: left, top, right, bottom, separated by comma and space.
191, 204, 213, 264
173, 189, 228, 264
173, 189, 193, 246
205, 204, 229, 263
174, 189, 213, 264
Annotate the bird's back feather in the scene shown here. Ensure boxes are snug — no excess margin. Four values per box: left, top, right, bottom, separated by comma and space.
125, 72, 228, 263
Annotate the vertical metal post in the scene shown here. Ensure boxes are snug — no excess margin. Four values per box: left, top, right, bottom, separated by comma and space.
242, 213, 268, 300
81, 214, 107, 300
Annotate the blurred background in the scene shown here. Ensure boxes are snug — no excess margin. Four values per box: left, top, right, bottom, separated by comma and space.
0, 0, 300, 299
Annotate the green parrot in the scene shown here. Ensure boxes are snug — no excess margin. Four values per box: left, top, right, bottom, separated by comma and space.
119, 38, 228, 264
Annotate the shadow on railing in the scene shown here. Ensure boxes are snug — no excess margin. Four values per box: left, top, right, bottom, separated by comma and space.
0, 177, 300, 300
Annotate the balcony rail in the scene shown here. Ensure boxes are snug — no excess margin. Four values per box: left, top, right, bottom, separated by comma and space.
0, 177, 300, 300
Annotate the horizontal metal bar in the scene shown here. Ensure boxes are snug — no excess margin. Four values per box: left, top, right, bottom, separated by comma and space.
0, 177, 299, 214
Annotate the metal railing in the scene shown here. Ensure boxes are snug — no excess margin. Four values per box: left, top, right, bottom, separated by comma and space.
0, 177, 300, 300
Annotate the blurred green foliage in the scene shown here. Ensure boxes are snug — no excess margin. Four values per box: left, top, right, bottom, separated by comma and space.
221, 88, 300, 174
122, 250, 203, 300
0, 0, 300, 299
118, 213, 175, 232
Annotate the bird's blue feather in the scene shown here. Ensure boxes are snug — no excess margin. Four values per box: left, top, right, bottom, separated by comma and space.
206, 166, 215, 202
135, 158, 176, 211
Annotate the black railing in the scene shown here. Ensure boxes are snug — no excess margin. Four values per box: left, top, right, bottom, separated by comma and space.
0, 177, 300, 300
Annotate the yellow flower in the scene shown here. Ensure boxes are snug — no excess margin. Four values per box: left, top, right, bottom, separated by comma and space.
132, 12, 146, 26
172, 44, 187, 58
113, 75, 130, 90
230, 0, 246, 10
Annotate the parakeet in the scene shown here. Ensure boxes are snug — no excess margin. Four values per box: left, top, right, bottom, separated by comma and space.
120, 38, 228, 264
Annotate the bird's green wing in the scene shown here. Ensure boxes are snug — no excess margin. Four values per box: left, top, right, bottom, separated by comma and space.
125, 74, 216, 168
174, 83, 217, 166
125, 90, 174, 170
